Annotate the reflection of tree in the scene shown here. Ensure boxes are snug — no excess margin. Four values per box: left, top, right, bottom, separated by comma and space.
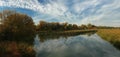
0, 41, 35, 57
38, 32, 96, 42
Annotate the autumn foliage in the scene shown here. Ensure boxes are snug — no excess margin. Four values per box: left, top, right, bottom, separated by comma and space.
36, 21, 96, 31
0, 10, 35, 39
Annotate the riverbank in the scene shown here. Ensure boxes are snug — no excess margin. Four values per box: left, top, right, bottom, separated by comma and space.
38, 29, 97, 35
97, 29, 120, 49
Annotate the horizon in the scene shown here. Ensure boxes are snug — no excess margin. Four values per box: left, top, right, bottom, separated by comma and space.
0, 0, 120, 27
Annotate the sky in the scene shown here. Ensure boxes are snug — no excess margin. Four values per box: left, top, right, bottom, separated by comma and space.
0, 0, 120, 26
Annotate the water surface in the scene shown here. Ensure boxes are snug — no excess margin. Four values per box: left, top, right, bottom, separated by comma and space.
34, 33, 120, 57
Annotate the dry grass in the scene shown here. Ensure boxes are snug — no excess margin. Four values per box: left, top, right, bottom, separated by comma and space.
97, 29, 120, 49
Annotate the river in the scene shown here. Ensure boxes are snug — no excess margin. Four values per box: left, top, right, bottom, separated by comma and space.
34, 33, 120, 57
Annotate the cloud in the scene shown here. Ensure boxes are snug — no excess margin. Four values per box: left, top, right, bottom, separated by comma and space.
0, 0, 67, 16
71, 0, 120, 26
73, 0, 99, 13
0, 0, 120, 26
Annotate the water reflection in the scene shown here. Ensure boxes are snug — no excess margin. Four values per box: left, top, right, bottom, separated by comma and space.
38, 32, 95, 42
34, 34, 120, 57
0, 35, 35, 57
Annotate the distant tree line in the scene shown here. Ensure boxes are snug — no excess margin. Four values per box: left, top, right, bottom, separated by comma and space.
96, 26, 120, 29
36, 21, 96, 31
36, 21, 120, 32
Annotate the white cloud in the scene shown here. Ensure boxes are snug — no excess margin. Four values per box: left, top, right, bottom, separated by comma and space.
78, 0, 120, 26
73, 0, 100, 13
0, 0, 67, 17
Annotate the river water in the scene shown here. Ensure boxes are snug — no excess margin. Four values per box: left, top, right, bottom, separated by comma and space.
34, 33, 120, 57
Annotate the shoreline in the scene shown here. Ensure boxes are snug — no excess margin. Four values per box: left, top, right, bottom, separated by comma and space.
38, 29, 97, 35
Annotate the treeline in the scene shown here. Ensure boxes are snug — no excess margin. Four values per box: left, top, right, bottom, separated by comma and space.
36, 21, 96, 31
97, 26, 120, 29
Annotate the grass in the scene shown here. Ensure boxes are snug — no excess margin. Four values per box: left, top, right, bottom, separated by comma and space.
97, 29, 120, 49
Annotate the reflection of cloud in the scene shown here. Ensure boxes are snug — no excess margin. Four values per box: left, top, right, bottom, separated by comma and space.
0, 0, 120, 26
34, 34, 120, 57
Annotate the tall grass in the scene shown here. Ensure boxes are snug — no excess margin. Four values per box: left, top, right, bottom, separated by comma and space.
97, 29, 120, 49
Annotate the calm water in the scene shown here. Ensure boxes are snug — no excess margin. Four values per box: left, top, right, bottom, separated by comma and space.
34, 33, 120, 57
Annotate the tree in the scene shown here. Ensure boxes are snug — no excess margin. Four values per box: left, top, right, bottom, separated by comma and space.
37, 20, 48, 31
66, 24, 73, 30
80, 24, 87, 29
0, 13, 2, 23
87, 23, 96, 29
73, 24, 79, 30
0, 10, 15, 23
0, 10, 35, 38
62, 22, 68, 30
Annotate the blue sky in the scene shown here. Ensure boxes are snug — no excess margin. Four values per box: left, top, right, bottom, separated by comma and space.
0, 0, 120, 26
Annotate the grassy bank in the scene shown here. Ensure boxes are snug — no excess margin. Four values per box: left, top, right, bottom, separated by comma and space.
97, 29, 120, 49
